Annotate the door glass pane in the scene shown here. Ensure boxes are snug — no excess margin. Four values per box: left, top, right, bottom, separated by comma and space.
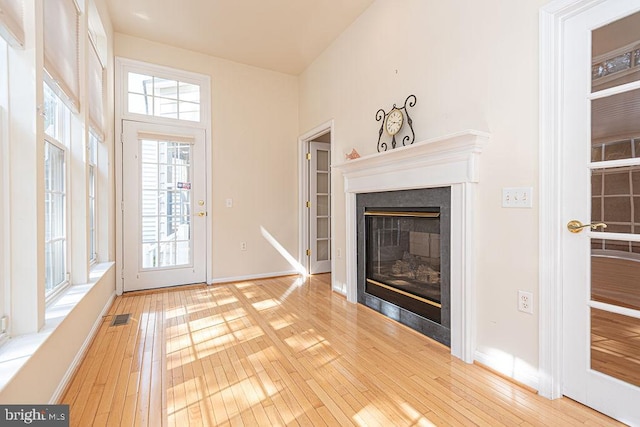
140, 138, 192, 269
316, 240, 329, 261
591, 89, 640, 162
591, 308, 640, 388
317, 194, 329, 216
592, 11, 640, 92
317, 218, 329, 239
591, 239, 640, 310
317, 172, 328, 194
591, 166, 640, 234
317, 150, 329, 171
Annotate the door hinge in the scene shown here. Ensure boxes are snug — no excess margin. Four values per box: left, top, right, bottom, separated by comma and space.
120, 133, 124, 144
306, 201, 311, 208
306, 249, 311, 256
1, 316, 8, 333
121, 269, 124, 279
306, 152, 311, 160
121, 201, 124, 211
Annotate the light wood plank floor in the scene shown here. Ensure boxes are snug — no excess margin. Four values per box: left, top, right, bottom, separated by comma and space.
61, 274, 623, 426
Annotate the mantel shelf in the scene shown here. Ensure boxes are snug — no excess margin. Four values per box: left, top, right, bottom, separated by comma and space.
334, 129, 489, 194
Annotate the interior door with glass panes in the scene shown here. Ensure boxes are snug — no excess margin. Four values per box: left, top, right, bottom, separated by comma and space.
562, 2, 640, 424
309, 141, 331, 274
122, 121, 206, 291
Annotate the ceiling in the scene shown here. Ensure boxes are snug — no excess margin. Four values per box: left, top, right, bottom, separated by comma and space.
105, 0, 375, 75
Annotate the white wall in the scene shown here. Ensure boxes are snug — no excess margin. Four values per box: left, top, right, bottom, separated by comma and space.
299, 0, 547, 387
114, 34, 300, 281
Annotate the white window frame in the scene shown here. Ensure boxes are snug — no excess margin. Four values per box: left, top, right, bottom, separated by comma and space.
88, 129, 99, 265
119, 58, 210, 129
0, 35, 8, 342
43, 82, 71, 302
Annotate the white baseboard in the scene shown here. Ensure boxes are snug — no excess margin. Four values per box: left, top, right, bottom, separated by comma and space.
209, 270, 300, 285
49, 291, 116, 404
474, 349, 540, 392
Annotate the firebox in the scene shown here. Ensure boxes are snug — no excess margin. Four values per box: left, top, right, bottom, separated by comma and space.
357, 187, 451, 346
365, 209, 441, 322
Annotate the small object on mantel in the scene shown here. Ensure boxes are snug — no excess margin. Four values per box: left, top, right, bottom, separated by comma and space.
345, 148, 361, 160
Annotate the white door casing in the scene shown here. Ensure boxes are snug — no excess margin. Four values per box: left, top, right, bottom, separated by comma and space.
122, 121, 207, 291
540, 0, 640, 423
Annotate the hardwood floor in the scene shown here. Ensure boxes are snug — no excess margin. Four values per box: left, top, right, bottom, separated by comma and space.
61, 274, 623, 426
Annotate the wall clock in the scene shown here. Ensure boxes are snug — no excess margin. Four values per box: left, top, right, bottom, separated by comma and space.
376, 94, 417, 152
385, 109, 404, 135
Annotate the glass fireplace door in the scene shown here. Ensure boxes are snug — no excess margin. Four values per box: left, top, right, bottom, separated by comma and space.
365, 210, 441, 323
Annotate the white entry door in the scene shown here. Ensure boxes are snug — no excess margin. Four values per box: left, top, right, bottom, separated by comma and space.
122, 121, 207, 291
309, 141, 331, 274
562, 1, 640, 424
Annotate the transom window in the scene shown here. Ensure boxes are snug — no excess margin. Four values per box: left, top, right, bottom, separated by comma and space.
127, 72, 200, 122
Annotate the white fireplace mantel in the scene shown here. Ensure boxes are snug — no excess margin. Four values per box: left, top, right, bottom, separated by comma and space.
333, 129, 489, 363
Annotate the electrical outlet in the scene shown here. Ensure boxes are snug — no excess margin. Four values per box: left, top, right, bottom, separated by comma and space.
518, 290, 533, 314
240, 242, 247, 251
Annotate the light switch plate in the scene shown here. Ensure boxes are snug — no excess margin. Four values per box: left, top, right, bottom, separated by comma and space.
502, 187, 533, 208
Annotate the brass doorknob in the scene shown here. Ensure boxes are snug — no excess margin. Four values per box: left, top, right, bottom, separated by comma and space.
567, 220, 607, 233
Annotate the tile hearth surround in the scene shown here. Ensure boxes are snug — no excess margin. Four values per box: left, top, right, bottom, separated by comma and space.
333, 130, 489, 363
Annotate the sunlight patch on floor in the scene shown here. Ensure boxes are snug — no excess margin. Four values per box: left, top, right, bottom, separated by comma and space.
284, 332, 328, 354
268, 315, 294, 330
481, 346, 537, 387
251, 298, 281, 311
260, 226, 307, 275
279, 277, 306, 301
400, 401, 437, 426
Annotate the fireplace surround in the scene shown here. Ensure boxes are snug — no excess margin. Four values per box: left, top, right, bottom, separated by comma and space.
357, 188, 451, 345
333, 130, 488, 362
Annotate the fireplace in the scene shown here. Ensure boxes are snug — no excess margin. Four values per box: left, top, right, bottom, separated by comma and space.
357, 188, 451, 346
333, 130, 488, 362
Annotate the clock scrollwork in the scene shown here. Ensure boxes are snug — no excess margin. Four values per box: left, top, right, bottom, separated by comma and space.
376, 94, 417, 152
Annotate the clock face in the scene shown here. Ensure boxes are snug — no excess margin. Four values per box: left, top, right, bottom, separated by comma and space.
386, 109, 404, 135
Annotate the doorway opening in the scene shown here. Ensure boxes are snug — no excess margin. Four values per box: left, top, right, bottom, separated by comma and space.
299, 122, 333, 276
114, 58, 212, 294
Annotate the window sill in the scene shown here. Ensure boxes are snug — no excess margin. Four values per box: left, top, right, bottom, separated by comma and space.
0, 262, 115, 392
